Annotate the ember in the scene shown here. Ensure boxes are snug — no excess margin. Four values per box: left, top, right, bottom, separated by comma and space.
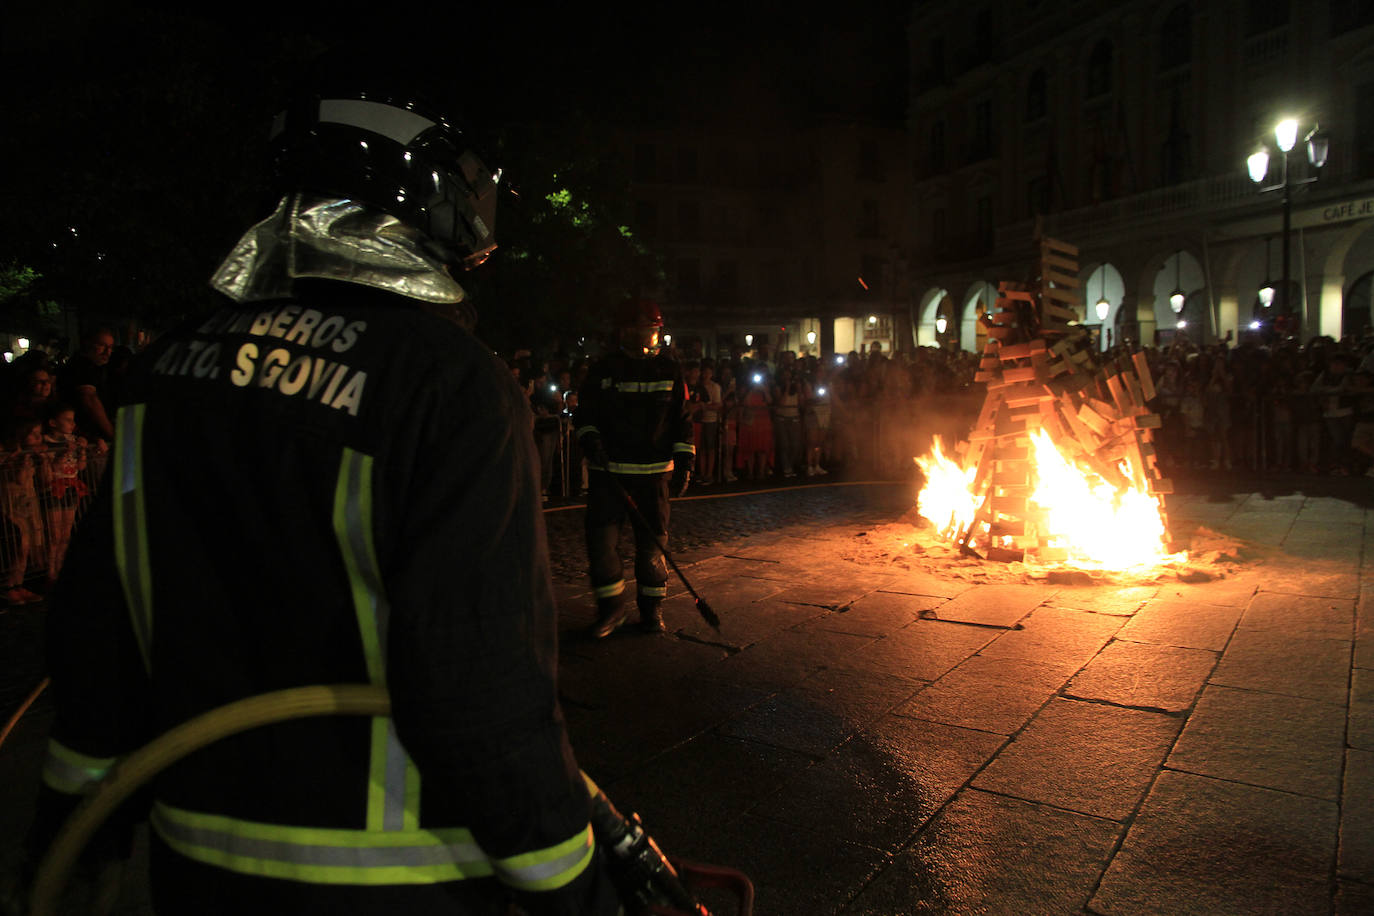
915, 231, 1185, 570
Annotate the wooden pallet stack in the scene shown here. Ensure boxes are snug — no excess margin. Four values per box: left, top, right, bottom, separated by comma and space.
948, 234, 1172, 563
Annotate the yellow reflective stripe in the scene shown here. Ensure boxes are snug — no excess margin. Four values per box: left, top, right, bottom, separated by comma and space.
150, 802, 492, 886
489, 824, 595, 892
42, 740, 117, 795
615, 380, 674, 393
638, 585, 667, 598
593, 580, 625, 599
607, 460, 672, 474
674, 443, 696, 455
113, 404, 153, 674
333, 449, 419, 832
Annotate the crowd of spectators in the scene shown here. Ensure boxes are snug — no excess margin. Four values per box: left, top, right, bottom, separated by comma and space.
507, 340, 985, 500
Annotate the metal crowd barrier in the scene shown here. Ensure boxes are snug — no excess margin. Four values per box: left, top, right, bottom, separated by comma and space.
1, 444, 107, 591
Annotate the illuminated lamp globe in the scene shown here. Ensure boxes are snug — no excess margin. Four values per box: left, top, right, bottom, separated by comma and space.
1275, 118, 1298, 153
1095, 297, 1110, 322
17, 337, 29, 350
935, 316, 948, 334
1258, 285, 1275, 308
663, 333, 671, 346
744, 334, 753, 347
1176, 318, 1188, 329
1247, 148, 1270, 184
868, 314, 877, 325
806, 330, 816, 345
1169, 290, 1186, 314
1249, 320, 1262, 330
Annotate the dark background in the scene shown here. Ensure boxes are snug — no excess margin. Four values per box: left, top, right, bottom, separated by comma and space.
1, 1, 910, 353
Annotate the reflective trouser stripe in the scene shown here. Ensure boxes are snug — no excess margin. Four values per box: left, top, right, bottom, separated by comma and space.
674, 443, 696, 455
42, 740, 117, 795
490, 824, 595, 892
614, 380, 675, 393
593, 580, 625, 599
151, 802, 595, 891
114, 404, 153, 674
607, 460, 672, 474
638, 585, 667, 599
333, 448, 420, 832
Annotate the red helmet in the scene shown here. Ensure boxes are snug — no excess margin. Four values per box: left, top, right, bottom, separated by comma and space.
615, 297, 664, 329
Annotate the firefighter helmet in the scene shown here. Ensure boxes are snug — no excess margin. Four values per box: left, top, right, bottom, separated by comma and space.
269, 85, 498, 271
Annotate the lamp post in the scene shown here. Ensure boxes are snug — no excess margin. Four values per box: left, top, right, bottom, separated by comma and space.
1248, 119, 1328, 334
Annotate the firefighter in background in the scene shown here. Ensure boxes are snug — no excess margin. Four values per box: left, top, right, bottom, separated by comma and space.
16, 69, 622, 915
574, 299, 694, 638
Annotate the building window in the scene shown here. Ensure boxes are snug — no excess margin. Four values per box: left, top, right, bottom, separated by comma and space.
633, 144, 657, 182
929, 120, 946, 172
860, 255, 887, 294
1085, 40, 1112, 98
1358, 81, 1374, 178
976, 196, 992, 247
1331, 0, 1374, 35
1246, 0, 1288, 34
858, 139, 883, 180
858, 199, 881, 238
675, 259, 701, 298
1160, 89, 1191, 184
1026, 68, 1047, 121
971, 99, 994, 160
1159, 3, 1191, 72
1027, 176, 1049, 216
635, 200, 657, 241
677, 201, 700, 241
677, 147, 698, 183
714, 260, 740, 302
974, 8, 993, 48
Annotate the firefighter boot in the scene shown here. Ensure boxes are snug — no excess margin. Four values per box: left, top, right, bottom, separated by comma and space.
590, 598, 629, 639
638, 598, 665, 634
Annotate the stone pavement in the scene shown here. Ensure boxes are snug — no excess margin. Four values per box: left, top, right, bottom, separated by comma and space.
1, 480, 1371, 914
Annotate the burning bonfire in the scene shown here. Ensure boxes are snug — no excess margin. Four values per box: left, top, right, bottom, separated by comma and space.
915, 234, 1185, 572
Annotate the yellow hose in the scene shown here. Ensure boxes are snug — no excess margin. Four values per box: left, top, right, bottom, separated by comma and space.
29, 684, 391, 916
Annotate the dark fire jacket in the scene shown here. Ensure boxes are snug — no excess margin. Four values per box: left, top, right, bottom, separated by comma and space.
572, 349, 694, 475
33, 279, 608, 913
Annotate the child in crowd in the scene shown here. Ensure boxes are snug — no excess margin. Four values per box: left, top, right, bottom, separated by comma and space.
0, 418, 46, 605
40, 403, 92, 583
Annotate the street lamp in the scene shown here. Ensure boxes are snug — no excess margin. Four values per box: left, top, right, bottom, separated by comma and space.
935, 315, 948, 335
1258, 237, 1275, 307
1094, 270, 1110, 322
1169, 252, 1185, 315
1248, 118, 1328, 327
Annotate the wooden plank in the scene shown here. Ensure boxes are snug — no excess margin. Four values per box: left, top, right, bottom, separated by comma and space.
985, 546, 1025, 563
1105, 373, 1132, 414
1041, 252, 1079, 272
1148, 478, 1174, 495
1132, 350, 1156, 401
1002, 366, 1038, 383
1040, 236, 1079, 256
1076, 402, 1113, 435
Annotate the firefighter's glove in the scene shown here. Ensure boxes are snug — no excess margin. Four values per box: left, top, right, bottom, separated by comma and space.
669, 456, 693, 498
581, 434, 610, 471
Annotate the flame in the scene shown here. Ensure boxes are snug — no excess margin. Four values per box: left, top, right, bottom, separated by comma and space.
913, 436, 979, 539
915, 429, 1183, 569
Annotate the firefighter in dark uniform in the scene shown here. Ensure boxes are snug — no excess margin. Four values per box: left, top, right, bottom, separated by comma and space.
17, 82, 622, 914
574, 299, 694, 638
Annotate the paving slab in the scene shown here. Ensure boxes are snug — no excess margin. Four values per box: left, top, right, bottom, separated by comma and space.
1091, 770, 1337, 916
877, 569, 976, 600
1241, 591, 1356, 639
842, 788, 1121, 915
1342, 748, 1374, 885
1167, 684, 1347, 800
1357, 586, 1374, 669
717, 666, 924, 757
1284, 520, 1364, 561
927, 583, 1053, 628
1063, 640, 1218, 712
809, 590, 944, 637
1209, 627, 1353, 705
1152, 574, 1259, 607
971, 698, 1182, 821
975, 604, 1124, 676
1353, 666, 1374, 753
1116, 598, 1242, 651
759, 714, 1005, 854
1254, 565, 1362, 600
1045, 585, 1158, 616
830, 618, 997, 682
892, 654, 1067, 735
708, 625, 877, 690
